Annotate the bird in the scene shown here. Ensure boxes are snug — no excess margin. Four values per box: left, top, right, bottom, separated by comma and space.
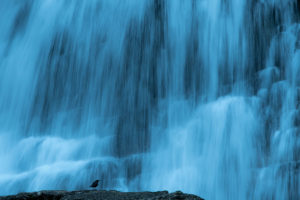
90, 180, 100, 188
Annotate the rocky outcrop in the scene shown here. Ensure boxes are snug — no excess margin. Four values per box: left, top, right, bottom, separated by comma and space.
0, 190, 204, 200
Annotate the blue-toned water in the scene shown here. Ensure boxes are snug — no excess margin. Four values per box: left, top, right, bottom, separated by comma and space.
0, 0, 299, 199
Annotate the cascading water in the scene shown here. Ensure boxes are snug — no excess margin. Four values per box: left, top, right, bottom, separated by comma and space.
0, 0, 299, 199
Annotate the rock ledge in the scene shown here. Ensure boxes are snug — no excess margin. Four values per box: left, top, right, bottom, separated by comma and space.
0, 190, 204, 200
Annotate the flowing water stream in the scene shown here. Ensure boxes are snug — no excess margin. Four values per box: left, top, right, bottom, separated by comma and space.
0, 0, 300, 199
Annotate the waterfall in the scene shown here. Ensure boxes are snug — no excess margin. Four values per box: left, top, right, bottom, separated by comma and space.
0, 0, 299, 199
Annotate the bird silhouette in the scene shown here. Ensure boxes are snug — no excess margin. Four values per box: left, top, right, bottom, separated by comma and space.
90, 180, 100, 188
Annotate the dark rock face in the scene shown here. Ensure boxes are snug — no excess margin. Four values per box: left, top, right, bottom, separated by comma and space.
0, 190, 204, 200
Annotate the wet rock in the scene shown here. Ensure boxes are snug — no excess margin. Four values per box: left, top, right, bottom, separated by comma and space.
258, 66, 280, 89
291, 110, 300, 127
0, 190, 204, 200
270, 80, 288, 110
257, 88, 268, 104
